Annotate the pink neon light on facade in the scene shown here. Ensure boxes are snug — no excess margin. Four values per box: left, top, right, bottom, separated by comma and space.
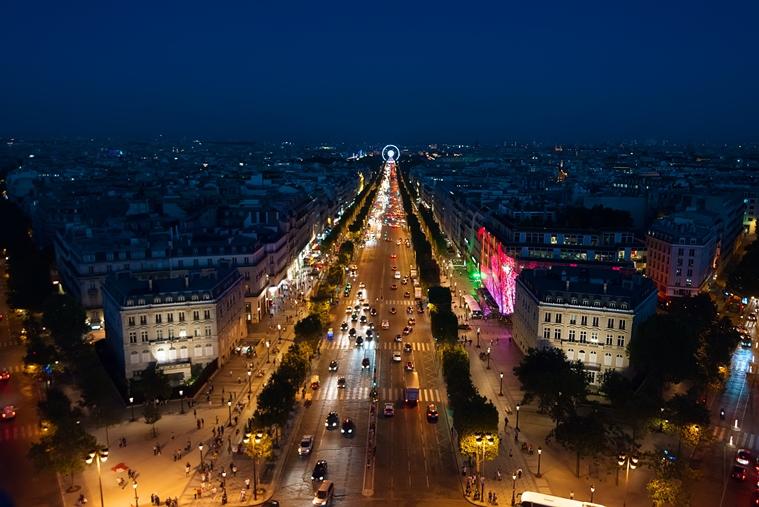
477, 227, 519, 315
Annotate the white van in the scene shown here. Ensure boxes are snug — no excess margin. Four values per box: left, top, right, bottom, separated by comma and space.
313, 480, 334, 505
394, 271, 401, 279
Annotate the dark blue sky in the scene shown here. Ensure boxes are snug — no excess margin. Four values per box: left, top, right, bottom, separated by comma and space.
2, 1, 757, 144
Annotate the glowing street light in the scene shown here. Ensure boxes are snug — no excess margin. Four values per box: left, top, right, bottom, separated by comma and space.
85, 448, 109, 507
129, 396, 135, 422
179, 389, 185, 414
536, 447, 543, 477
499, 371, 504, 396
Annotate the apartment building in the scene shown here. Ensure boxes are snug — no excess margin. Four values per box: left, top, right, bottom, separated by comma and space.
646, 212, 717, 299
102, 267, 246, 384
513, 267, 656, 385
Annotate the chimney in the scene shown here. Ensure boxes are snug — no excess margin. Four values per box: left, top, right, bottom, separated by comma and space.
148, 278, 153, 291
603, 282, 608, 294
565, 280, 570, 291
184, 275, 189, 288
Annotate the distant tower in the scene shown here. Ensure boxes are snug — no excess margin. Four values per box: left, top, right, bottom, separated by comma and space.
557, 160, 568, 182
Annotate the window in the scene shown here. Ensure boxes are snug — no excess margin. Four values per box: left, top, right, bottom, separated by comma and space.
687, 269, 693, 277
179, 312, 185, 322
205, 326, 212, 337
141, 350, 151, 363
568, 330, 576, 342
204, 343, 214, 356
615, 354, 625, 367
130, 351, 140, 364
194, 328, 200, 337
156, 329, 163, 340
544, 312, 552, 323
607, 318, 614, 329
193, 310, 199, 321
155, 314, 162, 324
140, 330, 149, 342
138, 298, 145, 305
590, 332, 598, 343
605, 334, 613, 346
604, 353, 612, 366
589, 351, 597, 363
168, 328, 175, 338
140, 315, 147, 325
555, 314, 562, 324
688, 258, 694, 267
579, 331, 587, 343
592, 316, 599, 327
180, 346, 189, 359
204, 310, 211, 320
689, 248, 695, 256
167, 313, 174, 323
678, 248, 684, 256
617, 335, 625, 348
128, 316, 135, 326
178, 295, 186, 302
569, 314, 577, 325
619, 320, 626, 331
194, 344, 203, 358
554, 328, 562, 341
571, 298, 578, 305
543, 327, 551, 339
128, 331, 137, 344
580, 316, 588, 326
566, 348, 574, 359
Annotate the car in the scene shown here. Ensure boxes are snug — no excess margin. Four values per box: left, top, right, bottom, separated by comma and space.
390, 307, 397, 314
408, 318, 416, 326
381, 320, 390, 329
341, 418, 355, 435
362, 357, 371, 369
325, 411, 339, 429
345, 308, 353, 314
311, 460, 328, 481
351, 313, 358, 322
360, 315, 367, 325
349, 328, 357, 336
390, 253, 397, 259
354, 305, 361, 311
403, 326, 412, 335
458, 323, 472, 330
313, 480, 334, 506
263, 501, 281, 507
337, 377, 346, 389
406, 306, 414, 315
329, 361, 338, 372
343, 289, 351, 297
370, 307, 377, 316
359, 282, 366, 289
366, 329, 374, 339
355, 336, 364, 346
417, 305, 424, 314
391, 284, 397, 290
0, 369, 10, 381
404, 291, 410, 298
426, 404, 439, 422
340, 322, 348, 331
2, 405, 16, 421
731, 464, 748, 481
311, 375, 321, 390
368, 321, 375, 329
362, 302, 370, 311
384, 403, 395, 417
395, 334, 403, 342
405, 361, 414, 371
392, 266, 398, 271
401, 278, 408, 285
298, 435, 314, 456
392, 352, 402, 362
736, 448, 752, 466
404, 343, 412, 353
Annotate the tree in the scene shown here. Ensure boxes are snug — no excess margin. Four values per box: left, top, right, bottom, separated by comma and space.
143, 401, 161, 437
255, 375, 295, 428
553, 413, 608, 477
459, 431, 500, 463
294, 314, 323, 342
430, 309, 458, 344
645, 446, 698, 506
454, 395, 499, 439
42, 293, 88, 353
133, 363, 172, 402
28, 423, 97, 488
24, 334, 57, 368
513, 348, 588, 423
243, 430, 274, 462
428, 286, 452, 309
664, 394, 710, 453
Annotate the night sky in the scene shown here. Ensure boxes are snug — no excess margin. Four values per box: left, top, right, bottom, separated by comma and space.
2, 1, 757, 144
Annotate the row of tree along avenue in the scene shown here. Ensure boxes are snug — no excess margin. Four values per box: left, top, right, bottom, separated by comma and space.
513, 293, 740, 506
397, 165, 440, 286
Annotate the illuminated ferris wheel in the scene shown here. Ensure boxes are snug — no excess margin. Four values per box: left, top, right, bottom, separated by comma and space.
382, 145, 400, 162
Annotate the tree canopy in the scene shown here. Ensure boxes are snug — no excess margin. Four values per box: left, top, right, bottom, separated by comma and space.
553, 413, 608, 477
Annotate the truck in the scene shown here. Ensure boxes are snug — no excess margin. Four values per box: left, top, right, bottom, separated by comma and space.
404, 371, 420, 404
414, 286, 423, 300
410, 268, 417, 279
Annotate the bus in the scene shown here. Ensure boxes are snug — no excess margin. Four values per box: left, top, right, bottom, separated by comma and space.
519, 491, 606, 507
463, 294, 483, 319
404, 371, 420, 404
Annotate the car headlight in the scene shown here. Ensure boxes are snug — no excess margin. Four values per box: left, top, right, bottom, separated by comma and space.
348, 429, 353, 433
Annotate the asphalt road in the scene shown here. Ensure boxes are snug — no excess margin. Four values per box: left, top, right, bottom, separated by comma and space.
275, 163, 464, 505
0, 261, 63, 507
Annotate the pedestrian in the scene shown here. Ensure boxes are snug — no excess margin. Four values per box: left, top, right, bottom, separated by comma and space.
193, 408, 197, 419
185, 462, 191, 476
517, 468, 522, 479
488, 492, 493, 503
215, 415, 219, 425
569, 491, 574, 499
244, 478, 250, 489
197, 419, 201, 430
201, 417, 205, 427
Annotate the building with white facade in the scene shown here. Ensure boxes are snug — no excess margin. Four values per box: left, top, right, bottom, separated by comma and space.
102, 267, 246, 384
646, 212, 717, 299
513, 267, 656, 385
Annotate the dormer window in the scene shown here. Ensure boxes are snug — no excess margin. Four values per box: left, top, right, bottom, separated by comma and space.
153, 297, 161, 304
165, 297, 173, 303
608, 301, 617, 309
178, 295, 186, 302
593, 300, 601, 307
621, 302, 629, 310
571, 298, 578, 305
126, 299, 134, 306
203, 294, 211, 300
582, 299, 589, 306
191, 295, 199, 301
138, 298, 145, 305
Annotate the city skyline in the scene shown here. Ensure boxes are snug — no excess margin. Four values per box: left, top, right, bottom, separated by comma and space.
2, 1, 758, 143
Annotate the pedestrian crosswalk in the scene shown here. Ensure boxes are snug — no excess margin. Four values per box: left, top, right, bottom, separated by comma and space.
713, 426, 759, 449
0, 340, 20, 350
0, 423, 43, 442
0, 364, 25, 374
311, 384, 443, 403
321, 340, 433, 352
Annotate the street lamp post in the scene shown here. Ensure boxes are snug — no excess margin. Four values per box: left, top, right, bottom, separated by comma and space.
617, 453, 639, 506
244, 432, 263, 500
227, 400, 232, 426
536, 447, 542, 477
590, 485, 595, 503
476, 327, 481, 348
499, 371, 504, 396
129, 396, 135, 422
179, 389, 185, 414
511, 472, 517, 506
516, 404, 521, 430
277, 324, 282, 341
85, 448, 109, 507
266, 340, 271, 363
486, 346, 491, 369
247, 369, 252, 393
133, 480, 139, 507
198, 443, 204, 466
